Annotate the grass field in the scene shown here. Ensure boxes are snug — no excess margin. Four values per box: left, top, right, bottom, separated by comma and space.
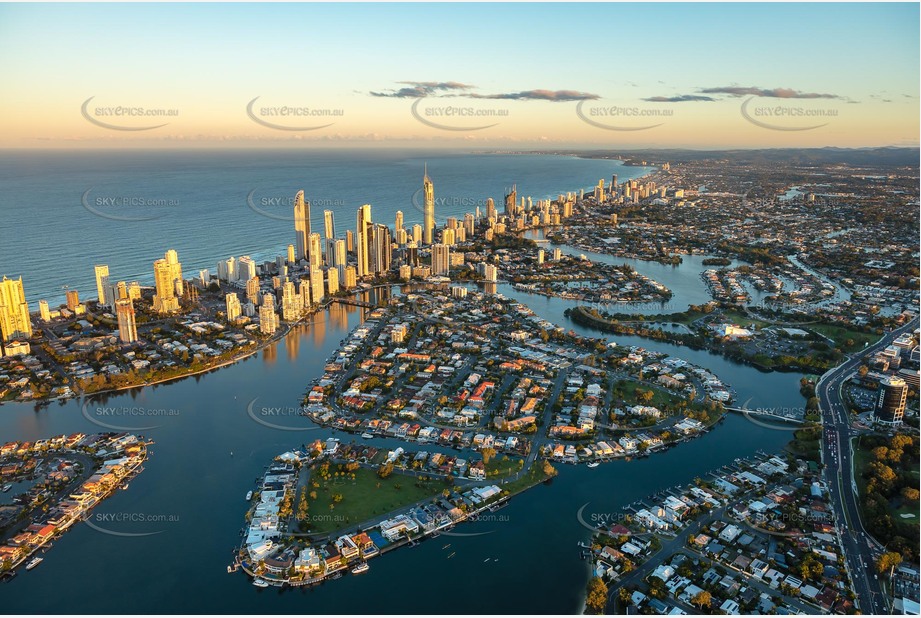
719, 310, 773, 330
615, 380, 687, 411
485, 454, 524, 479
302, 466, 445, 535
807, 323, 879, 352
501, 461, 558, 496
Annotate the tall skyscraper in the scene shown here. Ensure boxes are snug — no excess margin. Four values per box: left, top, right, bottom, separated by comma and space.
65, 289, 80, 311
331, 239, 348, 281
94, 264, 110, 305
310, 265, 325, 305
128, 282, 141, 301
370, 224, 392, 276
431, 244, 451, 276
115, 298, 138, 343
486, 197, 496, 221
423, 165, 435, 245
395, 210, 404, 231
238, 256, 257, 282
344, 266, 357, 289
323, 210, 336, 241
225, 292, 242, 322
281, 280, 301, 321
308, 232, 323, 267
356, 204, 372, 278
286, 244, 296, 264
326, 267, 339, 296
259, 301, 278, 335
218, 257, 236, 282
153, 251, 182, 314
875, 376, 908, 426
294, 190, 311, 261
39, 300, 50, 321
164, 249, 183, 297
0, 276, 32, 342
504, 185, 517, 218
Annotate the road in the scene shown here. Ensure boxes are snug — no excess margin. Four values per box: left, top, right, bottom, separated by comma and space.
816, 317, 918, 615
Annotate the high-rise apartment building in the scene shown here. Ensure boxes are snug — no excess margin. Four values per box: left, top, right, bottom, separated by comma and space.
115, 298, 138, 343
0, 276, 32, 342
294, 190, 311, 261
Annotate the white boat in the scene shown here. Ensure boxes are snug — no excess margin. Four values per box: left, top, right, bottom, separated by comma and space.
25, 557, 43, 570
586, 462, 600, 468
1, 484, 11, 492
350, 562, 369, 574
245, 491, 253, 501
252, 578, 269, 588
361, 433, 374, 439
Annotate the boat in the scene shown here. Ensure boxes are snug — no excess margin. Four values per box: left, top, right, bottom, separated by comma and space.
586, 462, 600, 468
361, 433, 374, 440
483, 558, 491, 563
1, 484, 11, 493
25, 557, 43, 570
245, 491, 253, 501
121, 483, 129, 490
442, 544, 451, 549
350, 563, 369, 575
252, 578, 269, 588
446, 552, 455, 559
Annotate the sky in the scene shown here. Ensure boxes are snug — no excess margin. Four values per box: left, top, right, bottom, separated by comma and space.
0, 2, 918, 149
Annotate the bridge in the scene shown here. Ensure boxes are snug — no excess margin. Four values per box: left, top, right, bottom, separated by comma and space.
334, 298, 377, 309
724, 406, 805, 424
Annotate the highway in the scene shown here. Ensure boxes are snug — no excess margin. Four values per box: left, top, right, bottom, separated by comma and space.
816, 317, 918, 615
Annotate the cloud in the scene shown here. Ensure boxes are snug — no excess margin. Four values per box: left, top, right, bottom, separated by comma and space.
370, 81, 476, 98
700, 86, 842, 100
471, 89, 599, 102
371, 82, 598, 102
643, 94, 716, 103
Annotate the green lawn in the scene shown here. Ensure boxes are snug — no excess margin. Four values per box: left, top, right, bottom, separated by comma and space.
484, 454, 524, 479
500, 461, 557, 496
807, 323, 879, 352
614, 379, 698, 413
301, 466, 445, 535
719, 310, 773, 330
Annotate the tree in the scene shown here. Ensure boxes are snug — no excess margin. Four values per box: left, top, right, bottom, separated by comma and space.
691, 590, 712, 609
377, 462, 394, 479
876, 552, 902, 575
901, 487, 920, 502
618, 587, 632, 606
481, 447, 497, 465
585, 577, 608, 614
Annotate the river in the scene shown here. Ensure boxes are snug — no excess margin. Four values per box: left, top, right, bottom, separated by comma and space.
3, 251, 802, 613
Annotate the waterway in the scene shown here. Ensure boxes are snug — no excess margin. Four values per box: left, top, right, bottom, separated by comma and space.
3, 257, 801, 613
